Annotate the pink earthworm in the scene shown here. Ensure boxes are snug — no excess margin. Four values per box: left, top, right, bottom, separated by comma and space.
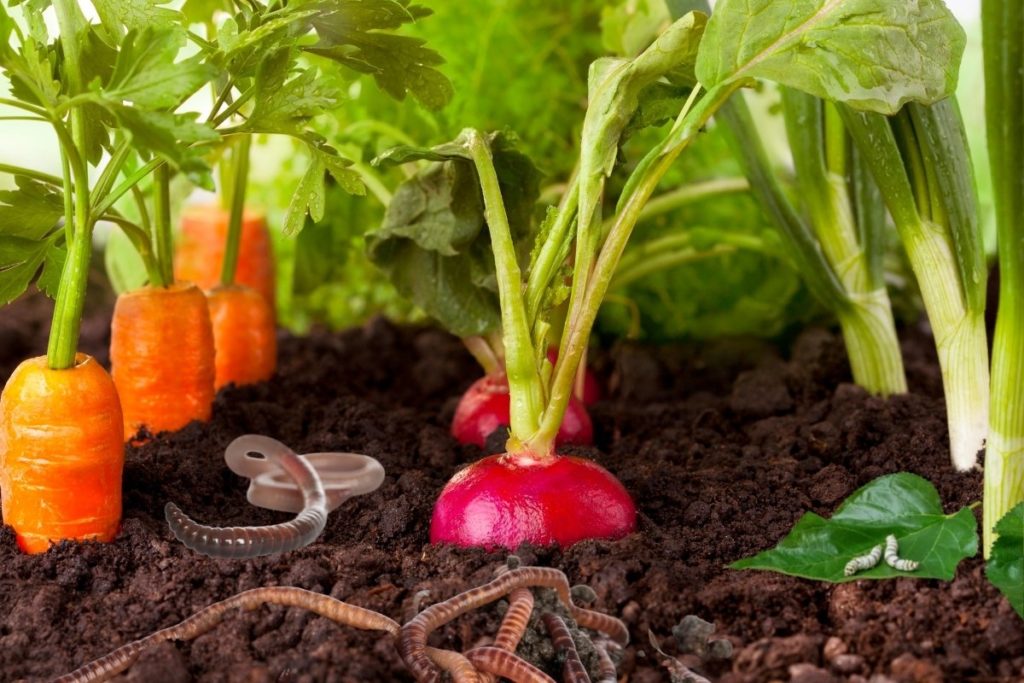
541, 612, 589, 683
465, 646, 556, 683
54, 587, 399, 683
426, 647, 482, 683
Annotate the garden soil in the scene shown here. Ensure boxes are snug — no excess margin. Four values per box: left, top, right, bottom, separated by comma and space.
1, 290, 1021, 683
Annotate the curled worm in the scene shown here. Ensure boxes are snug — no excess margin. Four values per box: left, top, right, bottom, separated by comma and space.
884, 534, 919, 572
843, 543, 883, 577
541, 612, 589, 683
465, 647, 556, 683
165, 435, 327, 559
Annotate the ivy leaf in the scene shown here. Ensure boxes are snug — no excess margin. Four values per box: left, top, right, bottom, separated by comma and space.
695, 0, 965, 115
302, 0, 453, 110
0, 176, 65, 240
731, 473, 978, 582
0, 235, 54, 305
101, 27, 215, 109
92, 0, 180, 43
987, 503, 1024, 619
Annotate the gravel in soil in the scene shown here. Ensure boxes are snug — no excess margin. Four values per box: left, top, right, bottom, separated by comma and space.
0, 291, 1021, 682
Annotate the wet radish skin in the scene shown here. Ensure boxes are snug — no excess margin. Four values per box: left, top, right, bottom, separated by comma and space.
430, 453, 636, 548
451, 374, 593, 448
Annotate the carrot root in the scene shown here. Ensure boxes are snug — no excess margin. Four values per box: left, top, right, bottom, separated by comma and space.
111, 282, 216, 440
0, 354, 124, 553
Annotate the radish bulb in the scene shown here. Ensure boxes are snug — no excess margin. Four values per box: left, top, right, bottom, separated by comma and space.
451, 374, 592, 449
430, 452, 635, 548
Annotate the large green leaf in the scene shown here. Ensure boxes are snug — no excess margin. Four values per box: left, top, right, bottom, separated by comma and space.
368, 131, 540, 338
92, 0, 180, 43
696, 0, 965, 115
110, 108, 219, 188
987, 503, 1024, 619
0, 235, 54, 304
245, 49, 343, 135
101, 27, 215, 109
0, 176, 64, 240
732, 473, 978, 582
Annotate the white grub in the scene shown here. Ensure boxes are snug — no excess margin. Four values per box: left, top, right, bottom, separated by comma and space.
843, 543, 883, 577
883, 534, 920, 572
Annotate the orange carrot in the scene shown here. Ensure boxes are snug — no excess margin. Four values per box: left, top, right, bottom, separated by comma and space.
110, 282, 216, 440
0, 354, 124, 553
175, 203, 276, 311
207, 284, 277, 389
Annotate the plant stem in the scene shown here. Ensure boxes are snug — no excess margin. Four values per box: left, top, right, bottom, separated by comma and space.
531, 84, 734, 453
463, 337, 501, 376
221, 135, 252, 286
465, 130, 543, 450
0, 163, 64, 186
982, 0, 1024, 556
610, 243, 737, 289
628, 176, 748, 228
152, 164, 173, 287
46, 0, 93, 371
524, 176, 579, 324
102, 213, 162, 284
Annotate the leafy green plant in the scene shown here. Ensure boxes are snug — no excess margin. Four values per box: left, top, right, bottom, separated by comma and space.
981, 0, 1024, 557
731, 473, 978, 582
986, 503, 1024, 619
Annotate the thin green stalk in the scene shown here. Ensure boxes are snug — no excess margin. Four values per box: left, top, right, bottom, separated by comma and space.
47, 0, 94, 371
842, 104, 989, 471
466, 130, 544, 450
221, 135, 252, 286
781, 88, 905, 396
628, 176, 748, 229
982, 0, 1024, 556
532, 84, 735, 453
0, 163, 64, 186
524, 176, 579, 324
102, 213, 161, 284
152, 164, 173, 287
610, 244, 737, 289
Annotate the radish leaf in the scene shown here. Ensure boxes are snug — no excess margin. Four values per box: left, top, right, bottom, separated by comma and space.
696, 0, 965, 114
987, 504, 1024, 619
0, 177, 64, 241
732, 473, 978, 582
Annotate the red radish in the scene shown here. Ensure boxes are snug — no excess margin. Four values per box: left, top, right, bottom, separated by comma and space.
430, 452, 635, 548
546, 348, 601, 405
451, 374, 592, 449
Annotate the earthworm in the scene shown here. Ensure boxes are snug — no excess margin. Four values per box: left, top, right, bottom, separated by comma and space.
165, 436, 328, 558
844, 543, 883, 576
592, 638, 619, 683
480, 586, 534, 683
541, 612, 589, 683
883, 534, 919, 572
55, 587, 399, 683
400, 567, 628, 682
465, 646, 557, 683
426, 647, 482, 683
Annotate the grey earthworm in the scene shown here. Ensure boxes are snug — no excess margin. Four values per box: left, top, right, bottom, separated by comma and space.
399, 567, 628, 683
165, 435, 327, 558
54, 587, 399, 683
884, 534, 920, 571
843, 543, 883, 577
465, 646, 557, 683
541, 612, 589, 683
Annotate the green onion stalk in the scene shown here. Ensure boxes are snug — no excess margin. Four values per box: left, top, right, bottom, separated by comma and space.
721, 90, 907, 397
842, 100, 989, 472
982, 0, 1024, 555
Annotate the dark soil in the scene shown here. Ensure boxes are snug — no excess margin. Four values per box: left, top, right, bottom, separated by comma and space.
1, 290, 1021, 683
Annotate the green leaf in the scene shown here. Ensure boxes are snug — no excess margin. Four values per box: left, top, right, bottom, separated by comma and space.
696, 0, 966, 115
102, 27, 215, 109
37, 243, 66, 298
283, 154, 327, 237
111, 107, 219, 188
246, 50, 343, 134
987, 503, 1024, 619
732, 473, 978, 582
181, 0, 230, 25
367, 131, 540, 337
0, 176, 64, 240
0, 235, 53, 305
303, 0, 453, 110
92, 0, 180, 43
